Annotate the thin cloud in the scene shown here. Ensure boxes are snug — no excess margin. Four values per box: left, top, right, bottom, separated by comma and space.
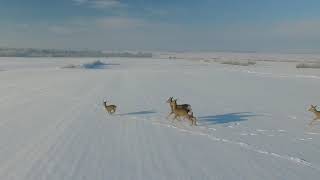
72, 0, 87, 4
274, 20, 320, 39
72, 0, 123, 8
143, 7, 169, 16
49, 26, 74, 35
43, 16, 150, 37
97, 17, 146, 29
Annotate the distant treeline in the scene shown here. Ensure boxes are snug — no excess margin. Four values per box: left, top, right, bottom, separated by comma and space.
0, 48, 152, 58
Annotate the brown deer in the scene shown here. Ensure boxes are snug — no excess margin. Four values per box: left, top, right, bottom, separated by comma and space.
103, 100, 117, 115
171, 99, 197, 126
308, 105, 320, 127
166, 97, 192, 119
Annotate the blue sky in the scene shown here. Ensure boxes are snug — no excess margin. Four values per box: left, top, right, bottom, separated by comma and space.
1, 0, 320, 52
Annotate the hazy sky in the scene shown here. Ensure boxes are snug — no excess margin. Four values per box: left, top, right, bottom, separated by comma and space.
1, 0, 320, 52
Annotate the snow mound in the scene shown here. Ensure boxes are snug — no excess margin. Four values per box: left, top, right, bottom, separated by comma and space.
61, 64, 79, 69
82, 60, 107, 69
220, 60, 256, 66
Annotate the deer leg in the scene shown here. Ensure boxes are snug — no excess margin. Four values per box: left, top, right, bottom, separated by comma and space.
184, 116, 191, 126
309, 120, 317, 127
167, 112, 174, 119
190, 118, 195, 126
186, 116, 191, 126
172, 115, 178, 123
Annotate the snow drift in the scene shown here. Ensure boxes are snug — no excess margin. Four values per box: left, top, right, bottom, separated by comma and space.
61, 60, 119, 69
296, 63, 320, 69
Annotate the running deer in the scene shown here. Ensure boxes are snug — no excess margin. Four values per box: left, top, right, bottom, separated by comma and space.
171, 99, 197, 126
166, 97, 192, 119
103, 100, 117, 115
308, 105, 320, 127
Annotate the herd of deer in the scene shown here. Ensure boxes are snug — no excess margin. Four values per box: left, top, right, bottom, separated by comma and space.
103, 100, 320, 127
103, 97, 197, 126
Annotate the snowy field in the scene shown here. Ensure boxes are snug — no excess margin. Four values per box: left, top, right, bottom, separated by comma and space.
0, 56, 320, 180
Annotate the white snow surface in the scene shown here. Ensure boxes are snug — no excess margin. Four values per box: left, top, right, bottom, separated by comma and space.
1, 57, 320, 180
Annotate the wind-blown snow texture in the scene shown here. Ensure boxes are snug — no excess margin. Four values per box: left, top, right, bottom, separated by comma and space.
0, 56, 320, 180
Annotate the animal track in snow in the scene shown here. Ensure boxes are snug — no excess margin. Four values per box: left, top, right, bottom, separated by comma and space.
306, 132, 320, 135
158, 120, 319, 171
130, 116, 320, 171
240, 133, 258, 136
297, 138, 313, 141
255, 129, 287, 133
288, 115, 297, 120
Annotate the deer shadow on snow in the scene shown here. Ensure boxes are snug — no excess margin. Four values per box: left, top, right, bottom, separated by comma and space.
199, 112, 257, 125
117, 110, 157, 116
